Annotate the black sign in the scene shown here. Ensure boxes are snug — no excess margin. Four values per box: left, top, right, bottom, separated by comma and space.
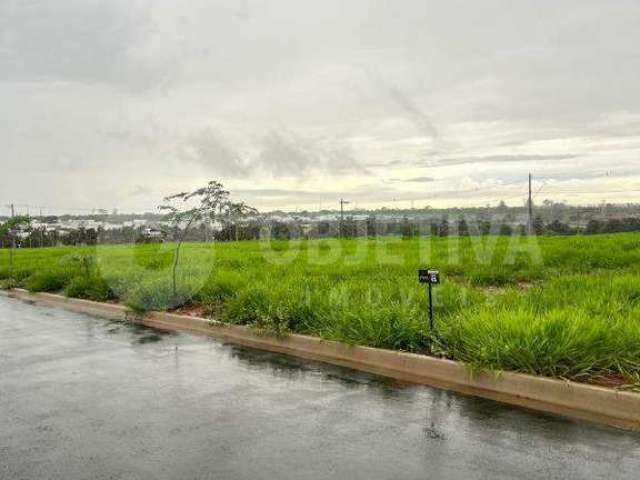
418, 269, 440, 285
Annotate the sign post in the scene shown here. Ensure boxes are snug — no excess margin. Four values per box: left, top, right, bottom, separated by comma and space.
418, 269, 440, 333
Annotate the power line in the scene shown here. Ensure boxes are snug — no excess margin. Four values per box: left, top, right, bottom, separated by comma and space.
532, 180, 548, 200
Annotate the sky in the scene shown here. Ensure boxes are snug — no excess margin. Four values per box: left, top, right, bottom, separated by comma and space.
1, 0, 640, 214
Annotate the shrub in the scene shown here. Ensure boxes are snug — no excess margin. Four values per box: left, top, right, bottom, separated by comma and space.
101, 273, 139, 300
64, 275, 115, 302
25, 270, 71, 292
125, 277, 196, 312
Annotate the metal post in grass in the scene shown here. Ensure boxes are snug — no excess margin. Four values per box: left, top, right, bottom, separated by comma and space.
418, 268, 440, 338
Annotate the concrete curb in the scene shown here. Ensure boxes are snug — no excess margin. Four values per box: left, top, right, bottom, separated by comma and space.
2, 288, 639, 432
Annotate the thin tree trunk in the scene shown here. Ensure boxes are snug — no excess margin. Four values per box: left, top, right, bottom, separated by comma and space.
172, 216, 195, 297
9, 236, 14, 280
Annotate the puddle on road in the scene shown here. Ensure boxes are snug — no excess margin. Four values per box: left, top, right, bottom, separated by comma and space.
101, 319, 176, 345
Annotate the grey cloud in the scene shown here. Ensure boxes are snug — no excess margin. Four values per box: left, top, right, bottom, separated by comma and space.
235, 184, 409, 203
0, 1, 136, 85
360, 66, 439, 141
257, 132, 313, 177
536, 169, 640, 183
256, 130, 366, 178
386, 84, 438, 140
45, 155, 86, 173
3, 0, 640, 116
366, 159, 407, 168
2, 0, 640, 211
390, 176, 436, 183
234, 188, 344, 210
236, 188, 323, 199
450, 165, 640, 189
180, 128, 366, 180
181, 130, 250, 177
425, 154, 582, 167
238, 183, 529, 208
129, 185, 152, 197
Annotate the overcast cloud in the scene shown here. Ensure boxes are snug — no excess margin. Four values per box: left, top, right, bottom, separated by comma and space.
1, 0, 640, 213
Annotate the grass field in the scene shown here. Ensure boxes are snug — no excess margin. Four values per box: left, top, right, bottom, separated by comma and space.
2, 234, 640, 388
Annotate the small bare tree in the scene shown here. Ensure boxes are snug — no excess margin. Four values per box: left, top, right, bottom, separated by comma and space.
159, 181, 257, 297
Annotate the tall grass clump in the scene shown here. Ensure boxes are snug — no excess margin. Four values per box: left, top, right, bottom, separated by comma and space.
25, 270, 73, 292
64, 275, 115, 302
439, 305, 640, 382
124, 276, 199, 313
198, 271, 247, 304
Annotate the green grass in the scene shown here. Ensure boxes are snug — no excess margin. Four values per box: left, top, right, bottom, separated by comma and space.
2, 234, 640, 387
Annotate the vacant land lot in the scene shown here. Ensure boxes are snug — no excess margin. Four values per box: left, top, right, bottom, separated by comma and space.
2, 234, 640, 387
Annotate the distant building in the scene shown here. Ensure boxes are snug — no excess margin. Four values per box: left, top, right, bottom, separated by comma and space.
141, 227, 165, 240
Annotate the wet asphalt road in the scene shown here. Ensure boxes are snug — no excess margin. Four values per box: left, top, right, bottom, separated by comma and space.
1, 296, 639, 480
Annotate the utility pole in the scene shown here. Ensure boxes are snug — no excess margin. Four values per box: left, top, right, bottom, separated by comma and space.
528, 173, 533, 235
339, 199, 350, 238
